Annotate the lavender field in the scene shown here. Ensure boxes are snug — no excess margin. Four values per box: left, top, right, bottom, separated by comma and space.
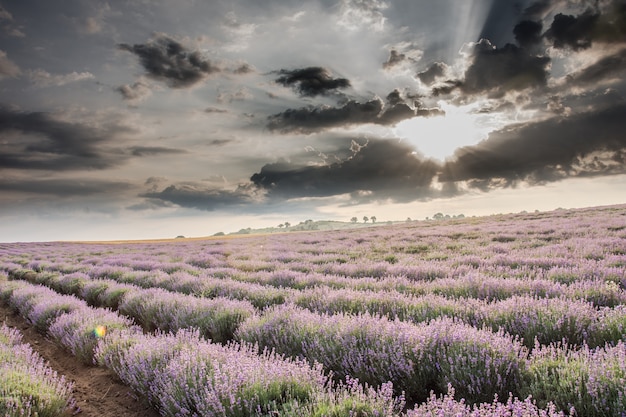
1, 205, 626, 416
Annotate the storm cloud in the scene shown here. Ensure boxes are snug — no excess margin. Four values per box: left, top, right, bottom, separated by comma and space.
0, 107, 127, 171
142, 182, 259, 210
274, 67, 351, 97
383, 49, 406, 69
0, 178, 132, 197
417, 62, 447, 85
116, 79, 152, 104
268, 95, 443, 134
251, 138, 441, 202
441, 39, 550, 98
513, 20, 543, 48
566, 48, 626, 86
545, 3, 626, 50
128, 146, 187, 157
118, 34, 219, 88
441, 103, 626, 187
546, 10, 600, 50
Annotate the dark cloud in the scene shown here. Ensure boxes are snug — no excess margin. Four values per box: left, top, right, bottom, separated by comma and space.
204, 107, 228, 114
385, 89, 404, 106
267, 99, 382, 133
267, 96, 443, 134
441, 103, 626, 187
463, 40, 550, 95
0, 178, 131, 196
208, 139, 235, 146
233, 63, 254, 74
566, 48, 626, 86
128, 146, 187, 157
436, 40, 550, 98
475, 100, 517, 114
141, 183, 258, 211
0, 107, 127, 171
274, 67, 351, 97
251, 138, 441, 202
383, 49, 406, 69
546, 95, 572, 116
593, 1, 626, 44
417, 62, 447, 85
545, 3, 626, 50
431, 80, 464, 97
118, 34, 219, 88
258, 99, 626, 202
546, 10, 600, 50
116, 79, 152, 103
514, 20, 543, 47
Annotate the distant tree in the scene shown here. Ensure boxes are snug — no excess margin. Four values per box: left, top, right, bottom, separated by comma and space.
278, 224, 284, 228
351, 217, 358, 223
175, 235, 185, 239
433, 212, 444, 220
406, 217, 412, 222
363, 216, 369, 223
284, 222, 291, 228
371, 216, 377, 223
213, 232, 225, 236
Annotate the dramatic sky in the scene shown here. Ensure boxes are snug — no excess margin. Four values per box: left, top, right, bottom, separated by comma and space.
1, 0, 625, 241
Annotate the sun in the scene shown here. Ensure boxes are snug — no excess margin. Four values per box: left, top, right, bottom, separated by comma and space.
394, 102, 502, 161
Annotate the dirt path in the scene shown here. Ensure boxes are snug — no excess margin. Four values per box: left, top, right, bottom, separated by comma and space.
1, 304, 160, 417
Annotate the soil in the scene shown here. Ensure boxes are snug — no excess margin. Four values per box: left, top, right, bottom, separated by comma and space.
1, 304, 160, 417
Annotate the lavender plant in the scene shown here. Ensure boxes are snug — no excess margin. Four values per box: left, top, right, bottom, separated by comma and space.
48, 307, 140, 363
524, 341, 626, 417
236, 304, 528, 404
406, 385, 567, 417
0, 324, 74, 417
118, 288, 256, 342
7, 285, 87, 332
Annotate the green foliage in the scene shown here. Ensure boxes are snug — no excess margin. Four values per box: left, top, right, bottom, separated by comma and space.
384, 255, 398, 264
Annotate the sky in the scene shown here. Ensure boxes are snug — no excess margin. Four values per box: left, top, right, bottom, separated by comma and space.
1, 0, 625, 242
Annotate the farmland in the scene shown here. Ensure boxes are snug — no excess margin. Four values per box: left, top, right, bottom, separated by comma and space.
1, 204, 625, 416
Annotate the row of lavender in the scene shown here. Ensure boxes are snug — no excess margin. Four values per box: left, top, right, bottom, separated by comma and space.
0, 208, 624, 297
8, 266, 626, 350
2, 248, 623, 305
0, 321, 74, 416
7, 261, 624, 310
4, 270, 626, 416
0, 277, 571, 417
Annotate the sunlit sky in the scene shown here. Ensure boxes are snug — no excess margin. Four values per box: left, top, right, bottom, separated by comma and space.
1, 0, 625, 242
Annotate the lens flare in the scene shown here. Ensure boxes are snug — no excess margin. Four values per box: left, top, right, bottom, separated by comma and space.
93, 325, 107, 338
